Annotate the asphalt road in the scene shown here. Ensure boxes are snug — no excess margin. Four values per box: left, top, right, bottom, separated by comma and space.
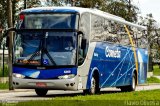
0, 84, 160, 103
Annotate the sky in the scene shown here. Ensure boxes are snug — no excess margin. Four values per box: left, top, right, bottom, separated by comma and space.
133, 0, 160, 24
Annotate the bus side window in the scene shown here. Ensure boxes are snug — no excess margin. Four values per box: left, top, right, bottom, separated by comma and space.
104, 21, 122, 44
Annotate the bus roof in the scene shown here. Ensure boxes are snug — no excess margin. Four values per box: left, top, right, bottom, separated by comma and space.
21, 7, 147, 30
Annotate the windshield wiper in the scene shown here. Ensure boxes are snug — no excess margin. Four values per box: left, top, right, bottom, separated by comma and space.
41, 32, 57, 66
28, 32, 57, 66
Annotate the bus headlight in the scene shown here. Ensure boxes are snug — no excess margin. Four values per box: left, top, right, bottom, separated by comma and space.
13, 73, 25, 79
58, 74, 75, 79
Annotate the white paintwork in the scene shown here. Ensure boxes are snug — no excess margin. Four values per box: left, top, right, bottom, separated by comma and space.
77, 42, 97, 90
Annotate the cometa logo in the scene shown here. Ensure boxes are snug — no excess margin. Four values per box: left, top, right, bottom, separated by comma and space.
105, 46, 121, 58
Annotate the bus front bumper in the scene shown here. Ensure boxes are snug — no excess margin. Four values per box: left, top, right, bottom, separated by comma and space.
13, 77, 78, 90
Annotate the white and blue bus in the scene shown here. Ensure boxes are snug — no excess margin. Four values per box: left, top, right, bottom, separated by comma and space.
11, 7, 148, 96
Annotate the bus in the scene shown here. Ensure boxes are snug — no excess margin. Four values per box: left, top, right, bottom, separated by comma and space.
8, 7, 148, 96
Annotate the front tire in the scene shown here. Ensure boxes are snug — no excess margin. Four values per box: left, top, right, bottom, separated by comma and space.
90, 77, 96, 94
84, 74, 100, 95
35, 89, 48, 96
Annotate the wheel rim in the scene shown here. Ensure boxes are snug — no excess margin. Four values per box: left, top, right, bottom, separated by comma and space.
132, 76, 136, 89
91, 77, 96, 94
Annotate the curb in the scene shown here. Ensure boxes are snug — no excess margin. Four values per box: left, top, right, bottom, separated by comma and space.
138, 83, 160, 86
0, 89, 33, 93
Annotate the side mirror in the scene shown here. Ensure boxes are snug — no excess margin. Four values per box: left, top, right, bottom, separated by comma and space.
81, 39, 87, 50
77, 31, 87, 49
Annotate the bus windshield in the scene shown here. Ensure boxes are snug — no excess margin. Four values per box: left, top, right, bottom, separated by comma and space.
18, 13, 78, 29
14, 31, 77, 66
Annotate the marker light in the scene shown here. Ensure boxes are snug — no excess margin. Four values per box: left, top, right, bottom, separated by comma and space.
20, 14, 25, 20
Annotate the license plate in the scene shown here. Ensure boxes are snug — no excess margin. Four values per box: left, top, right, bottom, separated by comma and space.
36, 82, 47, 87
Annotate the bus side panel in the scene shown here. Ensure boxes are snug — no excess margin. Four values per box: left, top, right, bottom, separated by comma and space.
86, 42, 136, 89
113, 46, 136, 87
137, 48, 148, 84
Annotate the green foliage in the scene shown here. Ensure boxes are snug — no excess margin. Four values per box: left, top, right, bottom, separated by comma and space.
17, 100, 127, 106
78, 0, 106, 8
26, 0, 41, 8
0, 0, 7, 28
0, 0, 41, 29
0, 82, 8, 89
153, 65, 160, 76
106, 1, 138, 22
0, 64, 9, 77
147, 76, 160, 83
54, 90, 160, 100
44, 0, 63, 6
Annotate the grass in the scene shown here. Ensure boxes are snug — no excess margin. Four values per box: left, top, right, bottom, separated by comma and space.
16, 90, 160, 106
147, 76, 160, 83
0, 64, 9, 77
153, 65, 160, 76
147, 65, 160, 83
0, 83, 8, 89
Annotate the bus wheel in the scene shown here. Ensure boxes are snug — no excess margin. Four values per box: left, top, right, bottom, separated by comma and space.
89, 75, 100, 94
90, 76, 96, 94
35, 89, 48, 96
128, 74, 136, 91
120, 73, 136, 92
83, 74, 100, 95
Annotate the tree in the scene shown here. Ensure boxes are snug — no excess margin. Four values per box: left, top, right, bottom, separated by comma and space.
26, 0, 41, 8
77, 0, 106, 9
44, 0, 64, 6
42, 0, 106, 8
105, 0, 139, 22
0, 0, 7, 44
0, 1, 7, 27
139, 14, 158, 43
7, 0, 14, 90
139, 13, 160, 71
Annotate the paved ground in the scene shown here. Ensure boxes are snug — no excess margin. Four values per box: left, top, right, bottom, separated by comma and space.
0, 84, 160, 103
